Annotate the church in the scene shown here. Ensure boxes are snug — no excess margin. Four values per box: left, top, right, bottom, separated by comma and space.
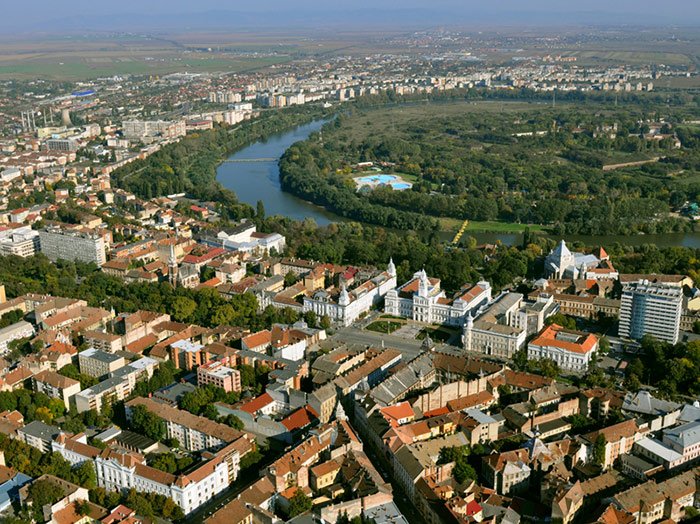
544, 240, 607, 280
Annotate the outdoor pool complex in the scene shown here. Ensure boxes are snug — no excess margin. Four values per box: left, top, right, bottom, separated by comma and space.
354, 173, 413, 191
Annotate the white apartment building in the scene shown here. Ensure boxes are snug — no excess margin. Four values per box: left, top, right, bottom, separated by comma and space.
78, 348, 126, 378
619, 280, 683, 344
0, 320, 35, 354
39, 226, 107, 267
122, 120, 186, 140
385, 268, 491, 326
0, 226, 40, 258
126, 397, 243, 453
74, 357, 157, 413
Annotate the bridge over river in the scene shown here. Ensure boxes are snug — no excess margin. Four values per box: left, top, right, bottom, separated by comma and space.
220, 157, 277, 163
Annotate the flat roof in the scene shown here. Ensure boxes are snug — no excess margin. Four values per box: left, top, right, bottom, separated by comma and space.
635, 437, 683, 463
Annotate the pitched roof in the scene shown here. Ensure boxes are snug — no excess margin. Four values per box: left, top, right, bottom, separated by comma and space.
529, 324, 598, 355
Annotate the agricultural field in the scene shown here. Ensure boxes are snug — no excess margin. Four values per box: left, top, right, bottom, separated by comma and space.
0, 34, 294, 80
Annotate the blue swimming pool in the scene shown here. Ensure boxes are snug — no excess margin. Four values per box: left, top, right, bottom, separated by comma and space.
392, 182, 412, 190
355, 174, 398, 184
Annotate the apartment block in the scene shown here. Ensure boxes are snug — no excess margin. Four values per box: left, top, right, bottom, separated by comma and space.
619, 281, 682, 344
39, 226, 107, 267
197, 360, 241, 393
32, 370, 81, 409
78, 348, 126, 378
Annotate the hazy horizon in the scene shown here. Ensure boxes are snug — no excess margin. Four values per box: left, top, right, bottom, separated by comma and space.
3, 0, 700, 34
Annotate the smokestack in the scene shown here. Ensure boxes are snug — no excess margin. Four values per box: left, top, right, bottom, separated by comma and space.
61, 108, 72, 127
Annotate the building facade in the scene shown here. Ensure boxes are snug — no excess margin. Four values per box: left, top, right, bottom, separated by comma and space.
385, 268, 491, 326
619, 281, 682, 344
39, 226, 107, 267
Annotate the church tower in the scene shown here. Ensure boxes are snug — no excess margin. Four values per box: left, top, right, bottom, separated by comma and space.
168, 243, 178, 288
338, 284, 350, 307
463, 312, 474, 352
387, 258, 397, 279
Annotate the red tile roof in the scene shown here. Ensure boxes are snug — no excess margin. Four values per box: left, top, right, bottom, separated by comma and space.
530, 324, 598, 355
281, 405, 318, 431
239, 392, 274, 415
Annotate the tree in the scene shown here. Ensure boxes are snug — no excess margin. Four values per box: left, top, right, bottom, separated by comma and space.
592, 434, 607, 466
72, 461, 97, 489
287, 488, 312, 518
303, 310, 318, 328
74, 500, 91, 516
202, 404, 220, 421
284, 271, 298, 287
320, 315, 332, 330
545, 313, 577, 330
239, 364, 256, 388
256, 200, 266, 220
171, 296, 197, 322
454, 461, 478, 484
129, 404, 166, 441
223, 414, 244, 430
28, 479, 65, 521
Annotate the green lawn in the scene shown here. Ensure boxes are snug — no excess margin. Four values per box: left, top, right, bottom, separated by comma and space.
366, 320, 403, 334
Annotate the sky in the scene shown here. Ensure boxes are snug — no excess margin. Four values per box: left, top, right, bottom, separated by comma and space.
3, 0, 700, 33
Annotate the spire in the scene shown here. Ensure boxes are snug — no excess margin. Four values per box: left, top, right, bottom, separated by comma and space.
387, 257, 396, 278
335, 402, 347, 421
168, 242, 178, 288
338, 284, 350, 307
418, 269, 430, 297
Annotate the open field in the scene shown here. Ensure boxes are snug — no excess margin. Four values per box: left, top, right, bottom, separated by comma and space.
0, 55, 291, 80
0, 34, 294, 80
560, 50, 692, 67
338, 100, 565, 142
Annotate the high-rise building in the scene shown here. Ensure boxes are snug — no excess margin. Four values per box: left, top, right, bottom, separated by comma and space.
619, 280, 683, 344
38, 226, 107, 267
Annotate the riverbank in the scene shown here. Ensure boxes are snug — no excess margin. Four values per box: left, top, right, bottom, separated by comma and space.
112, 105, 331, 211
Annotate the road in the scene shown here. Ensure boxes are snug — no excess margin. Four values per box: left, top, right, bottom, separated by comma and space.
330, 325, 462, 360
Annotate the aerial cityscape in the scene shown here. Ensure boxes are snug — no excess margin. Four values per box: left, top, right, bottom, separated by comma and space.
0, 1, 699, 524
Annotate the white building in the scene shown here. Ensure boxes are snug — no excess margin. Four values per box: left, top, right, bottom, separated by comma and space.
39, 226, 107, 267
122, 120, 186, 140
216, 221, 286, 255
32, 370, 81, 409
619, 280, 683, 344
527, 324, 598, 372
544, 240, 601, 280
385, 267, 491, 326
303, 262, 397, 327
125, 397, 243, 452
78, 348, 126, 378
74, 357, 157, 413
464, 293, 527, 359
0, 320, 35, 354
0, 226, 40, 258
57, 432, 252, 516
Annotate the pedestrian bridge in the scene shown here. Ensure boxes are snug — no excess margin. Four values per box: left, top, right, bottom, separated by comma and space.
221, 158, 277, 163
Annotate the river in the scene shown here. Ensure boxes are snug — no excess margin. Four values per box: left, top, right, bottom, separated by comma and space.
216, 119, 340, 226
217, 120, 700, 248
